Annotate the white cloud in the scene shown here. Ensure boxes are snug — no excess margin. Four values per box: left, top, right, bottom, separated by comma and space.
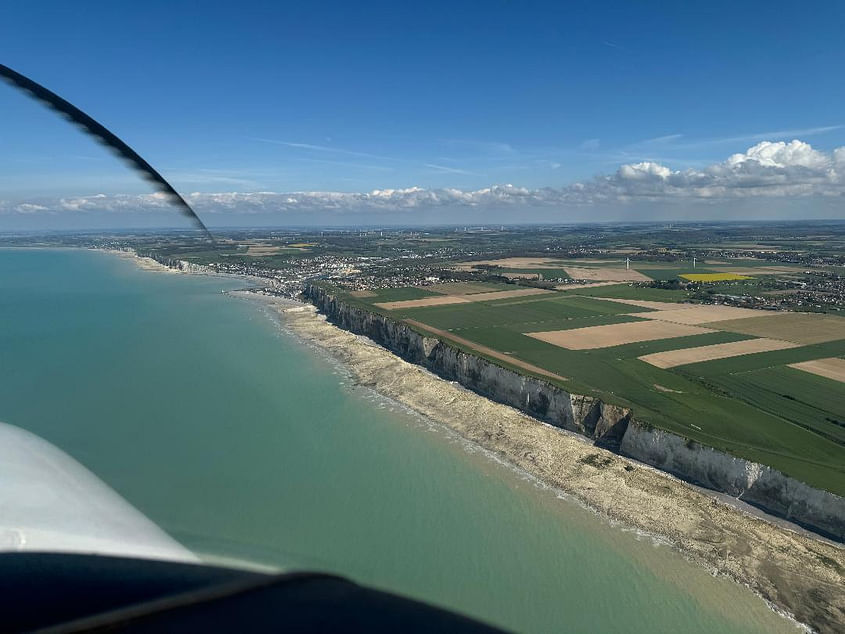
723, 140, 829, 169
13, 203, 48, 214
564, 140, 843, 202
2, 140, 843, 218
617, 161, 674, 181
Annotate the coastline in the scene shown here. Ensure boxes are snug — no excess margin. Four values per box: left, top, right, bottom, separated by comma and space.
98, 248, 273, 288
111, 250, 843, 632
274, 300, 843, 633
102, 248, 180, 273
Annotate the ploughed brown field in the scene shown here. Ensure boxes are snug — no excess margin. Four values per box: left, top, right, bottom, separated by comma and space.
710, 313, 845, 345
245, 245, 286, 255
596, 298, 699, 310
636, 305, 773, 325
563, 266, 650, 282
788, 357, 845, 384
526, 320, 710, 350
639, 338, 800, 369
375, 287, 552, 310
554, 281, 621, 291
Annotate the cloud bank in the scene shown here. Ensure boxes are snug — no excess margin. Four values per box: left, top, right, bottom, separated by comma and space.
2, 141, 844, 220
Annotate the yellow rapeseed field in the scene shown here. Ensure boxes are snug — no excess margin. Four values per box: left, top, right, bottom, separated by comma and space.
680, 273, 752, 282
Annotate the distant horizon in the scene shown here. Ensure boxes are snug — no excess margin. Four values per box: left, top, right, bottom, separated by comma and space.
2, 2, 844, 230
3, 217, 845, 238
2, 137, 844, 229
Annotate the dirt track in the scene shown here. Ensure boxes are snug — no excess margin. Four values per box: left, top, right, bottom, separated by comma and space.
554, 281, 621, 291
376, 287, 551, 310
403, 319, 568, 382
375, 295, 470, 310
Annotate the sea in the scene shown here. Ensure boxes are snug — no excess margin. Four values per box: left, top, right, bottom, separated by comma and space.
0, 248, 797, 633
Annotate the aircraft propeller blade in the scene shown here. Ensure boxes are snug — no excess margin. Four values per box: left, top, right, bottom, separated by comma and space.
0, 63, 214, 243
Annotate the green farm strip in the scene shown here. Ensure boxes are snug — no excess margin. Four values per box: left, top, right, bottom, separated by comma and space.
369, 286, 441, 302
704, 366, 845, 445
557, 284, 695, 302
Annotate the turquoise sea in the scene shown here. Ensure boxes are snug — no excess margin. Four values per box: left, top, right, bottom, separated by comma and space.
0, 248, 796, 633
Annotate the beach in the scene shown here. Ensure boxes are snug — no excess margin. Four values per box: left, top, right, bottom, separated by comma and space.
103, 249, 179, 273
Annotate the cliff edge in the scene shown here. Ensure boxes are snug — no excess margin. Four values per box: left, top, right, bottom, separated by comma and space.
305, 284, 845, 541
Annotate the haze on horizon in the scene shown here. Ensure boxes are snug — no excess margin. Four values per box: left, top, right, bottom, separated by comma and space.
1, 1, 844, 230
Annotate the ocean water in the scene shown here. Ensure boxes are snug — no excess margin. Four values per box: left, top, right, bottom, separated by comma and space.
0, 248, 796, 633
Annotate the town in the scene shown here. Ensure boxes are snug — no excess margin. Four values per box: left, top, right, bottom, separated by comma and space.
6, 221, 843, 313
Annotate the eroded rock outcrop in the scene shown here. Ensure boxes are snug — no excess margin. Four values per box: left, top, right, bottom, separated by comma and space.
620, 421, 845, 539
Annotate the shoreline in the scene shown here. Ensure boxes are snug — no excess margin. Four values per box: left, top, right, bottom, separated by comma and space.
98, 248, 274, 288
101, 248, 181, 274
272, 299, 842, 633
113, 250, 843, 632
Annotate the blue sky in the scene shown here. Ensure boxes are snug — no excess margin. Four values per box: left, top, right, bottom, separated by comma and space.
1, 0, 844, 227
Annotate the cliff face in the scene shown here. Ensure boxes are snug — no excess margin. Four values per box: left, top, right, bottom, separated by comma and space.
305, 285, 844, 540
306, 285, 631, 447
620, 422, 845, 540
156, 257, 211, 274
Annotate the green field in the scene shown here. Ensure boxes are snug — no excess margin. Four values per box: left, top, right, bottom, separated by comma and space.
704, 366, 845, 444
393, 295, 652, 332
487, 294, 653, 314
339, 281, 845, 495
368, 287, 441, 302
589, 330, 756, 360
674, 339, 845, 377
557, 284, 694, 302
438, 281, 516, 293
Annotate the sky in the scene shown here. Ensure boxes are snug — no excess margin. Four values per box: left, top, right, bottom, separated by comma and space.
1, 0, 844, 229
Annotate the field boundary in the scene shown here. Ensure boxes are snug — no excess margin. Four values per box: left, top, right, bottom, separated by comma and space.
789, 358, 845, 384
639, 338, 800, 368
527, 320, 711, 350
403, 319, 570, 383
